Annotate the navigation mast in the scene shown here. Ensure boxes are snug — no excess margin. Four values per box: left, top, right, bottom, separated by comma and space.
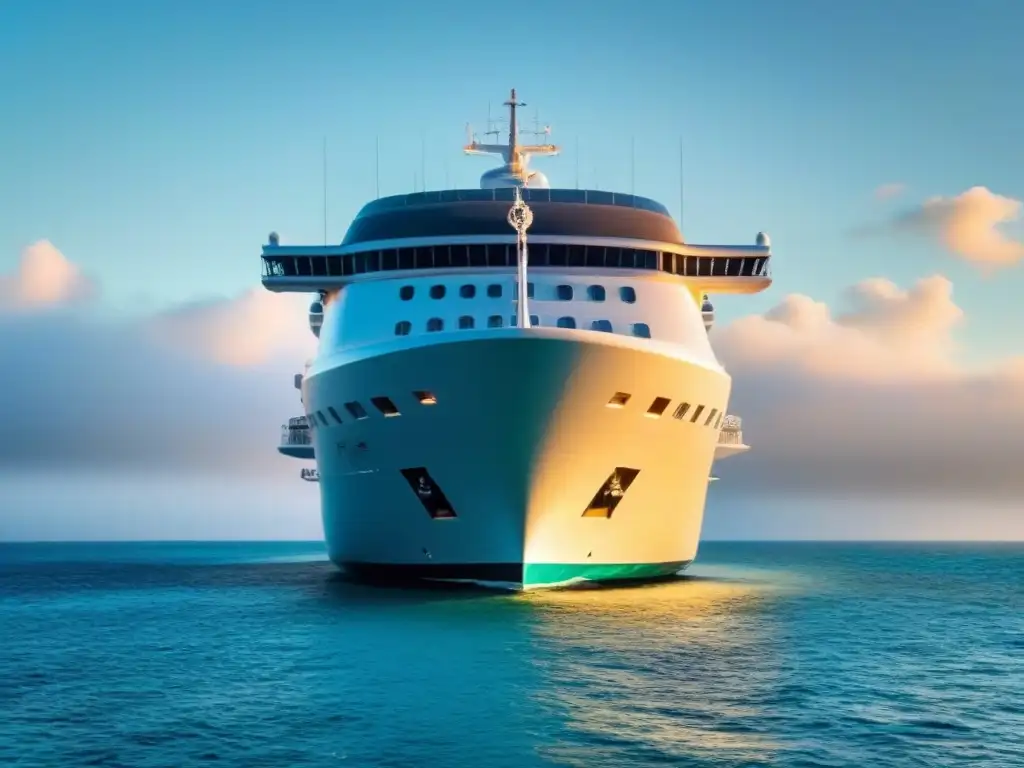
464, 88, 559, 188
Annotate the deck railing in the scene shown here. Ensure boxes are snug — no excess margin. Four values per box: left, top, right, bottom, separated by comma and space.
281, 425, 313, 446
718, 415, 744, 445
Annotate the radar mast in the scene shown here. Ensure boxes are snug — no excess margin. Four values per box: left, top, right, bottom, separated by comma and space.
464, 88, 559, 188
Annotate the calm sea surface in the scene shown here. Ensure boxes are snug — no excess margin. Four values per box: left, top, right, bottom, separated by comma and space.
1, 541, 1021, 767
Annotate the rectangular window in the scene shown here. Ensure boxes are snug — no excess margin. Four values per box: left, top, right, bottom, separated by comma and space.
672, 402, 691, 420
690, 404, 705, 423
607, 392, 631, 408
327, 406, 343, 424
582, 468, 641, 519
704, 408, 718, 427
400, 467, 457, 519
413, 391, 437, 405
646, 397, 671, 417
345, 401, 369, 420
371, 396, 401, 417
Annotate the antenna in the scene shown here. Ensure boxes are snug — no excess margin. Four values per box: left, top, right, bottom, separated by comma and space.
421, 135, 427, 192
678, 135, 684, 230
630, 135, 635, 195
375, 135, 380, 199
484, 102, 501, 143
322, 136, 328, 245
575, 136, 580, 189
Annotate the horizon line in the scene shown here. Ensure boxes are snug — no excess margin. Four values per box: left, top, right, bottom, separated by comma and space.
2, 539, 1022, 545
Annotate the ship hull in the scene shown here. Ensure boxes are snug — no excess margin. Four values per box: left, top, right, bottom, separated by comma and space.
304, 329, 730, 590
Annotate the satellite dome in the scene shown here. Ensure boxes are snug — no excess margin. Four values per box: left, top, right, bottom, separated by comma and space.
479, 166, 551, 190
268, 231, 280, 246
524, 170, 550, 189
755, 231, 771, 248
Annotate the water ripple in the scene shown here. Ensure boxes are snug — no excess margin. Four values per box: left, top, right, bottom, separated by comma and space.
0, 541, 1021, 767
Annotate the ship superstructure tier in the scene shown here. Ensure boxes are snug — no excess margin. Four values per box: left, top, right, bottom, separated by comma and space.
264, 90, 771, 589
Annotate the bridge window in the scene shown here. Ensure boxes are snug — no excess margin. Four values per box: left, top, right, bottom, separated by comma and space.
429, 285, 446, 299
591, 319, 613, 332
705, 408, 718, 427
399, 285, 414, 301
487, 315, 503, 328
458, 315, 475, 329
487, 284, 503, 298
673, 402, 691, 420
714, 412, 722, 429
327, 406, 343, 424
646, 397, 672, 418
460, 284, 476, 299
557, 316, 576, 329
427, 317, 444, 332
690, 405, 706, 424
556, 285, 574, 301
632, 323, 651, 338
587, 285, 606, 301
394, 321, 412, 336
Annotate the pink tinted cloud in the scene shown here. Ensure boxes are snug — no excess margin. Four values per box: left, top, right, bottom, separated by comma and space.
714, 274, 1024, 499
891, 186, 1024, 269
0, 240, 97, 308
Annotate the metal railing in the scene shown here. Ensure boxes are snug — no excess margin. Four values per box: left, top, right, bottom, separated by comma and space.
718, 415, 744, 445
281, 425, 313, 446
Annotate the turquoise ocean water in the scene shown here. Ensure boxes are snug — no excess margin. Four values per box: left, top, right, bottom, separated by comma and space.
1, 541, 1021, 767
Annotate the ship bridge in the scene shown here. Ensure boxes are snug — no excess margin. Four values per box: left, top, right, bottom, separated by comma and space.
261, 87, 772, 298
261, 187, 771, 296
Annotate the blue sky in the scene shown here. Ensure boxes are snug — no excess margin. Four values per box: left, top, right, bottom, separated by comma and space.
1, 0, 1023, 540
3, 0, 1022, 363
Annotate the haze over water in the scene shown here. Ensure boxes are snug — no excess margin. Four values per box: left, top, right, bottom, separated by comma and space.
2, 541, 1021, 767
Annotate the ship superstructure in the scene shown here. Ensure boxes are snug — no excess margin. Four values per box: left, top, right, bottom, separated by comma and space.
264, 90, 769, 589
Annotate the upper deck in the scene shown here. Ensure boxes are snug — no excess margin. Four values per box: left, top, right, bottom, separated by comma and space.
260, 89, 773, 296
342, 188, 681, 246
262, 188, 772, 295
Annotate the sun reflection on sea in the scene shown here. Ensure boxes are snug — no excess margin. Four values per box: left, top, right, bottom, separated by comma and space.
519, 570, 800, 766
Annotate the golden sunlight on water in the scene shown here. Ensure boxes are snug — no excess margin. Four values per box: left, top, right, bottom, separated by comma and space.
518, 569, 807, 766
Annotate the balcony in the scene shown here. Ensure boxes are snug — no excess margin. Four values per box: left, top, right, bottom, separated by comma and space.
714, 415, 748, 460
279, 420, 314, 459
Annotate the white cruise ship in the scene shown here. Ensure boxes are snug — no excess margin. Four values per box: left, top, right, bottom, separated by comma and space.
266, 90, 771, 589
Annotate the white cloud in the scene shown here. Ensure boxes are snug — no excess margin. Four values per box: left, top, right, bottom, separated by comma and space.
0, 240, 97, 308
888, 186, 1024, 269
714, 275, 1024, 499
1, 241, 1022, 542
0, 242, 316, 477
146, 288, 313, 366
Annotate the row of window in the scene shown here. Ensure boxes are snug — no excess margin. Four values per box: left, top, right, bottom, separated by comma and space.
394, 317, 651, 336
262, 243, 770, 280
303, 390, 438, 430
398, 283, 634, 303
607, 391, 724, 429
294, 389, 720, 433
